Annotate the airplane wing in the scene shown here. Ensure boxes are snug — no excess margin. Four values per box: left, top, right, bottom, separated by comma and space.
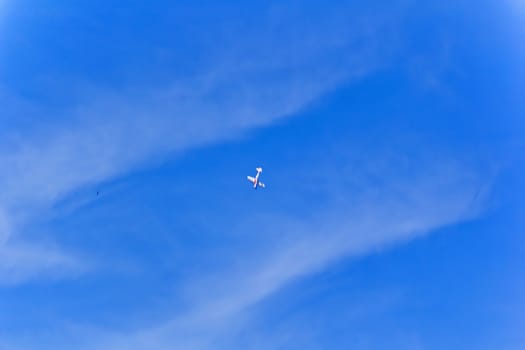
258, 181, 265, 188
247, 176, 256, 184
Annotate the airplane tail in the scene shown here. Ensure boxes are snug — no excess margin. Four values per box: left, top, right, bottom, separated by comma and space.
256, 167, 263, 173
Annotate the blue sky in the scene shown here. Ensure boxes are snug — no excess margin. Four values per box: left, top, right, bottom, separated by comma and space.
0, 0, 523, 349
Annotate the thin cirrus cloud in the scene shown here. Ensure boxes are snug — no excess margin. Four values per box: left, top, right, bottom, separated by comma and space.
0, 1, 508, 349
0, 25, 493, 350
0, 3, 397, 285
1, 146, 484, 349
0, 155, 495, 348
86, 142, 489, 350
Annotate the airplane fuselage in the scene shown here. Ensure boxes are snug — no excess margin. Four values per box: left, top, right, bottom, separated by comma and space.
253, 171, 261, 188
247, 167, 265, 189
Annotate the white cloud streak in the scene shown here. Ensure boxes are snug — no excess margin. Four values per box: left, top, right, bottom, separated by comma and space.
0, 2, 501, 349
0, 242, 83, 286
0, 2, 394, 284
79, 145, 489, 350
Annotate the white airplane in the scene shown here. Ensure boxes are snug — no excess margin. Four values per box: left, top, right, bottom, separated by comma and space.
247, 167, 265, 189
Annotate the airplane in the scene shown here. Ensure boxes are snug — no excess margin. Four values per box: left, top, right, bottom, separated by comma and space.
247, 167, 265, 189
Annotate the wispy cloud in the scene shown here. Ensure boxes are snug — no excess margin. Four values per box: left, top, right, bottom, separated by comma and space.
0, 2, 510, 349
0, 242, 82, 286
0, 2, 399, 285
72, 143, 489, 350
